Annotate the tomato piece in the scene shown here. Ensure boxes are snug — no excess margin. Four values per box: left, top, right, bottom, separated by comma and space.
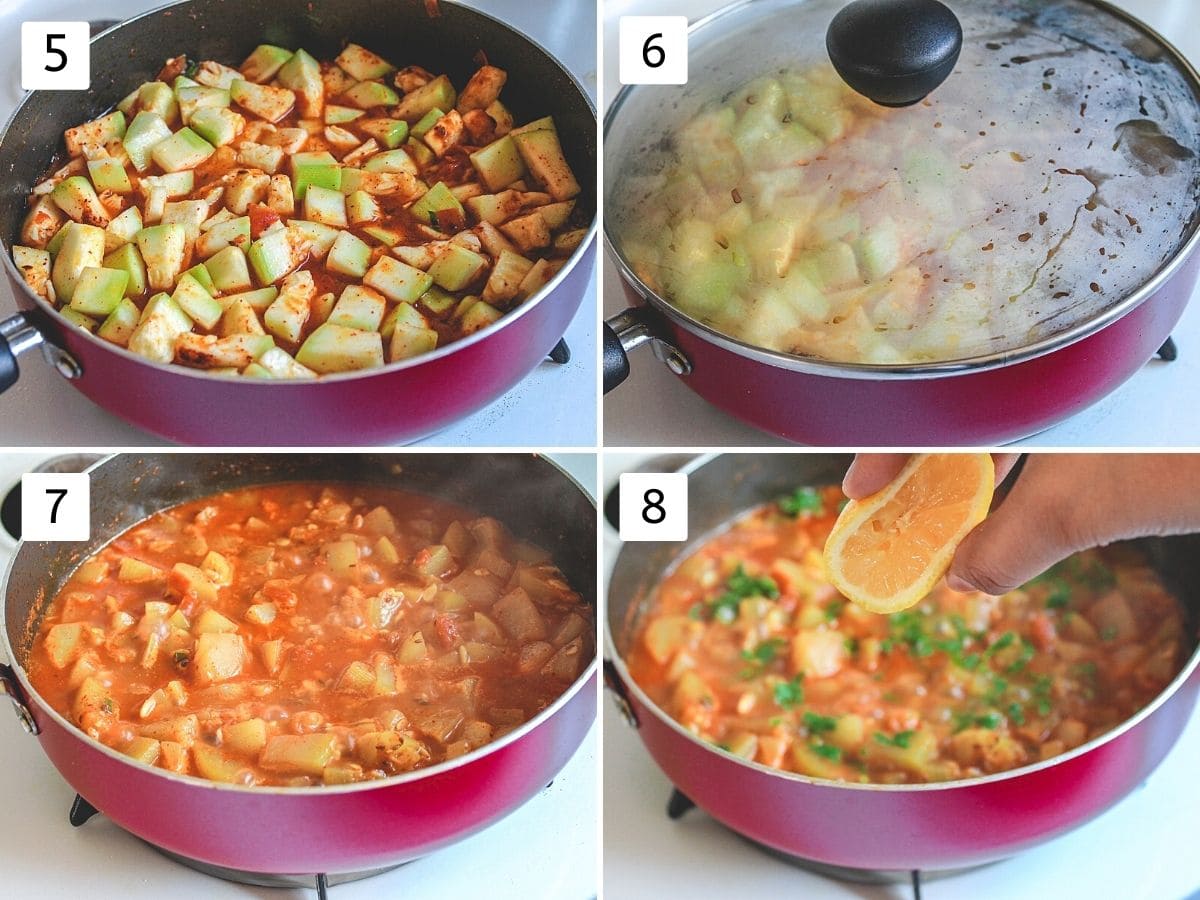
1030, 613, 1056, 652
435, 614, 460, 648
249, 204, 281, 240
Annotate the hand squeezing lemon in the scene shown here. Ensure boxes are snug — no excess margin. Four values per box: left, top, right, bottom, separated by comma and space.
823, 453, 995, 614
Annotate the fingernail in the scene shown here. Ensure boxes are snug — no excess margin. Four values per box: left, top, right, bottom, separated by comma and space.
946, 572, 973, 592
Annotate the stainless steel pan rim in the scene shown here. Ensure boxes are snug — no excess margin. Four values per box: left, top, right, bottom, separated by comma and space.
1, 452, 598, 796
602, 0, 1200, 381
605, 451, 1200, 793
0, 0, 599, 386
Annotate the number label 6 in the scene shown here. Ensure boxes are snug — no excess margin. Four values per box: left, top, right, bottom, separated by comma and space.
619, 16, 688, 86
642, 33, 666, 69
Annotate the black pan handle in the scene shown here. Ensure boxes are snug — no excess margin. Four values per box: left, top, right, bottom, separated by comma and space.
0, 662, 39, 735
827, 0, 962, 107
603, 307, 692, 394
0, 314, 43, 393
603, 659, 640, 729
0, 332, 16, 393
0, 313, 84, 391
602, 322, 630, 392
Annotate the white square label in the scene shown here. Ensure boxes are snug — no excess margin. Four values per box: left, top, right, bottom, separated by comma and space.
619, 472, 688, 542
619, 16, 688, 85
21, 22, 91, 91
21, 473, 90, 541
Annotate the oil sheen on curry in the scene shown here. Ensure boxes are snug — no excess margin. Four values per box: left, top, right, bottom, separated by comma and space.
626, 486, 1187, 784
27, 483, 593, 787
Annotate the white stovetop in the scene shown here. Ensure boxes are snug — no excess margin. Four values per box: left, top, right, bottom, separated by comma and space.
0, 0, 597, 448
0, 451, 598, 899
601, 452, 1200, 900
602, 0, 1200, 448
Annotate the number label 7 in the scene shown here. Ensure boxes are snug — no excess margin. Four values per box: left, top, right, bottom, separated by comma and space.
20, 473, 90, 541
45, 488, 69, 523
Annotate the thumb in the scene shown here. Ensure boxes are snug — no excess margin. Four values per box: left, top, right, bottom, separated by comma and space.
842, 454, 910, 500
946, 463, 1081, 594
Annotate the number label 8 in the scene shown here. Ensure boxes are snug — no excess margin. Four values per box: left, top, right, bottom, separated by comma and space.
619, 473, 688, 542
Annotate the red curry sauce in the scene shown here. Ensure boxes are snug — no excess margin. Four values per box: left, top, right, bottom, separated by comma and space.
28, 482, 593, 786
627, 485, 1188, 784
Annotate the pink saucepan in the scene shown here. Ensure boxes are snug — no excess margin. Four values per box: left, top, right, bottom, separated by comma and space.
602, 0, 1200, 445
1, 453, 597, 877
0, 0, 596, 445
605, 453, 1200, 871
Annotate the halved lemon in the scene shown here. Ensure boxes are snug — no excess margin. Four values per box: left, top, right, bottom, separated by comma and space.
823, 453, 994, 614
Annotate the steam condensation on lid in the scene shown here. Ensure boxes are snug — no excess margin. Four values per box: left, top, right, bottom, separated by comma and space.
606, 0, 1200, 364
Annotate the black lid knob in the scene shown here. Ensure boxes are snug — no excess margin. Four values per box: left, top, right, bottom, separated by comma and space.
826, 0, 962, 107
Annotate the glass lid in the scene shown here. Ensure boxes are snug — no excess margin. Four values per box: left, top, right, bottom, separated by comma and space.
605, 0, 1200, 366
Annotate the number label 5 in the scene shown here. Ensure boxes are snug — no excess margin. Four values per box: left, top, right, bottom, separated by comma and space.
619, 472, 688, 542
618, 16, 688, 86
21, 22, 91, 91
21, 473, 90, 541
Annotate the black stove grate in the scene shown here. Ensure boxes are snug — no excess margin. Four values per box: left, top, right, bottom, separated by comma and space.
70, 793, 336, 898
665, 788, 930, 900
547, 338, 571, 365
67, 780, 556, 896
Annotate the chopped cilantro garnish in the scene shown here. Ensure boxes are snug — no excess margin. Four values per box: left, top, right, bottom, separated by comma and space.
985, 676, 1009, 704
985, 631, 1017, 656
728, 565, 780, 599
1080, 560, 1116, 591
1005, 638, 1036, 674
932, 631, 982, 670
741, 638, 784, 665
825, 598, 846, 620
1030, 557, 1114, 593
687, 603, 704, 621
710, 595, 740, 624
780, 486, 824, 517
844, 637, 859, 655
889, 610, 934, 658
811, 742, 842, 761
874, 730, 914, 749
1101, 625, 1118, 641
1007, 702, 1026, 726
803, 711, 837, 734
1033, 675, 1054, 716
740, 638, 785, 677
953, 711, 1004, 732
1046, 582, 1071, 609
774, 674, 805, 709
949, 614, 972, 639
708, 564, 779, 623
